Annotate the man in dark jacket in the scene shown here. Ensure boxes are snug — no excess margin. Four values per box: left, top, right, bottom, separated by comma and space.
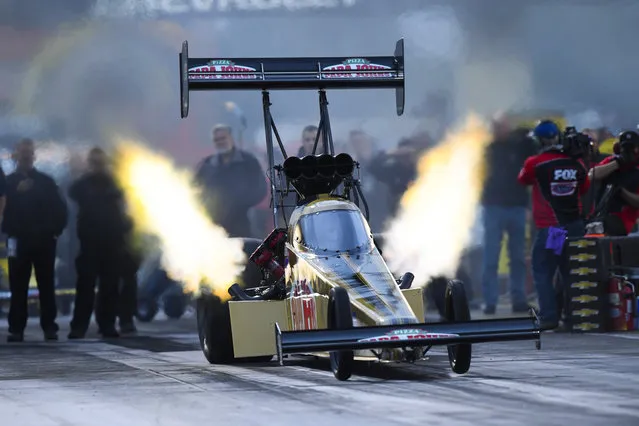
480, 116, 537, 315
3, 138, 68, 342
68, 147, 131, 338
195, 124, 267, 237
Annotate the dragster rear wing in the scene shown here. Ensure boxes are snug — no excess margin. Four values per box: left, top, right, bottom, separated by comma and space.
178, 39, 405, 119
274, 315, 541, 364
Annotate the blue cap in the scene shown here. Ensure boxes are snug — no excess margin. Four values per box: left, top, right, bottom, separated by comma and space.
533, 120, 560, 140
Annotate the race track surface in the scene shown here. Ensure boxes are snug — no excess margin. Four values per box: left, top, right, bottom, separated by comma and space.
1, 312, 638, 426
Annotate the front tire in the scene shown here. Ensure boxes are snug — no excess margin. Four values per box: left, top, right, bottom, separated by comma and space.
445, 279, 472, 374
328, 287, 354, 381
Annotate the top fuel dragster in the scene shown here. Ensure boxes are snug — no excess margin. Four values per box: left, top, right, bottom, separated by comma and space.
178, 39, 541, 380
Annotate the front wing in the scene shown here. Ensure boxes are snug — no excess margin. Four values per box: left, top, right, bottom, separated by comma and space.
275, 314, 540, 364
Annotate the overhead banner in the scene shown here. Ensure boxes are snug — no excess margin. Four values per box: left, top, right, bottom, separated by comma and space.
91, 0, 368, 18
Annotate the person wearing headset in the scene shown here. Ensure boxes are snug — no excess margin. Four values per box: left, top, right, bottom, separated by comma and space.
517, 120, 590, 330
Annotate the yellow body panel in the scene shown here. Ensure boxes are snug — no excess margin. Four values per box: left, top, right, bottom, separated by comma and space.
228, 288, 426, 359
229, 299, 289, 358
401, 288, 425, 322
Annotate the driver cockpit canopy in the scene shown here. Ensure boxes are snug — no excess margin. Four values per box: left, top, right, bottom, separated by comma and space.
283, 153, 355, 200
292, 203, 372, 254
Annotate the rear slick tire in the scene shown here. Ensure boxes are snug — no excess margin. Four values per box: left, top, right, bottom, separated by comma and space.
328, 287, 354, 381
196, 293, 236, 364
444, 279, 472, 374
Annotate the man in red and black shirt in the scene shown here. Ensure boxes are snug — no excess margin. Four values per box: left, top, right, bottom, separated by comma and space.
518, 121, 590, 330
587, 130, 639, 235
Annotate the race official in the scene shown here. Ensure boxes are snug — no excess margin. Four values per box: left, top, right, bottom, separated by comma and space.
195, 124, 266, 237
68, 148, 131, 339
587, 130, 639, 236
3, 138, 68, 342
517, 121, 590, 330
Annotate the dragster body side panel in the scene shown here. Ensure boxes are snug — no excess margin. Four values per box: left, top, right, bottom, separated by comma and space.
228, 288, 426, 359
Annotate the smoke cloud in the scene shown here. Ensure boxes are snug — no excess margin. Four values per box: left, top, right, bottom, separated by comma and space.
113, 138, 246, 300
382, 115, 491, 285
4, 1, 639, 157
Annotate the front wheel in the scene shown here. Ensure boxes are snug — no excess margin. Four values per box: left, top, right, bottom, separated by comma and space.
328, 287, 354, 381
444, 279, 472, 374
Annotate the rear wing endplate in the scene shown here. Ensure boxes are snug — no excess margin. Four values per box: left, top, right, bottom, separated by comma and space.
179, 39, 405, 118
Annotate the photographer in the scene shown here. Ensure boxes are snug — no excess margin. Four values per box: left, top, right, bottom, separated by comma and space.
518, 121, 591, 330
587, 131, 639, 236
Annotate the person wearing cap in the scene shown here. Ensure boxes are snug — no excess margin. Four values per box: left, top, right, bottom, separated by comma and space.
587, 130, 639, 236
518, 120, 590, 330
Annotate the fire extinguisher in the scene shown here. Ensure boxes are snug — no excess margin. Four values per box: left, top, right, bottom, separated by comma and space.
609, 277, 625, 331
622, 282, 636, 331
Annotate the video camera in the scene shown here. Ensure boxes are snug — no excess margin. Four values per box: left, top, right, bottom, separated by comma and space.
561, 126, 593, 160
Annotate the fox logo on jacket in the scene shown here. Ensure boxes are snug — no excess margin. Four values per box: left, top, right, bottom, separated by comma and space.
553, 169, 578, 180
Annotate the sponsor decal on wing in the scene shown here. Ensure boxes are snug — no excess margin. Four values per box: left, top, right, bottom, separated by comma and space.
321, 58, 393, 79
189, 60, 257, 80
357, 328, 459, 343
